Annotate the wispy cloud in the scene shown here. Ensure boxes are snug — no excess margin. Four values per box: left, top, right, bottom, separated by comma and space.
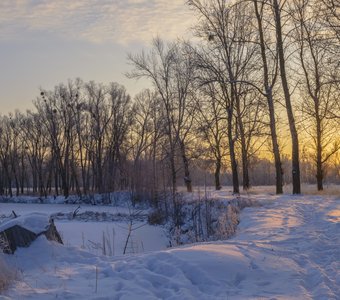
0, 0, 195, 45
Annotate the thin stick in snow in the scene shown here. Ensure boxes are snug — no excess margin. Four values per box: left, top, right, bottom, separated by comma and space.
95, 266, 98, 293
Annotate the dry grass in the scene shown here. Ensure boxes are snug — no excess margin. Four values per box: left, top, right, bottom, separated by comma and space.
189, 184, 340, 197
233, 184, 340, 196
0, 254, 16, 293
0, 237, 16, 293
299, 184, 340, 195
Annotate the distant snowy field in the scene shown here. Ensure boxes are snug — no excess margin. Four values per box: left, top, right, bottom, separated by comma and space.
0, 187, 339, 299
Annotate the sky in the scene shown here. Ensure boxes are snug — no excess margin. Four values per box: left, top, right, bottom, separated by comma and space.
0, 0, 195, 114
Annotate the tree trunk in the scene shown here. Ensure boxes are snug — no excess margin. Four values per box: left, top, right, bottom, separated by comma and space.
238, 115, 250, 190
180, 141, 192, 193
254, 0, 283, 194
152, 136, 158, 206
316, 120, 323, 190
273, 0, 301, 194
61, 173, 69, 198
269, 93, 284, 194
169, 152, 177, 197
215, 158, 222, 190
241, 152, 250, 190
227, 108, 239, 194
20, 152, 25, 194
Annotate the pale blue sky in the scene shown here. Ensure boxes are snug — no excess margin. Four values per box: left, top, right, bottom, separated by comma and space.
0, 0, 194, 114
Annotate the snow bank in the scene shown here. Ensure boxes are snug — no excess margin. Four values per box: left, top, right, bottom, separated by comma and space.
168, 196, 255, 246
0, 191, 137, 206
0, 213, 50, 235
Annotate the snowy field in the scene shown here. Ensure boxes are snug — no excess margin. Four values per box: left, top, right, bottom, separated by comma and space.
0, 189, 339, 299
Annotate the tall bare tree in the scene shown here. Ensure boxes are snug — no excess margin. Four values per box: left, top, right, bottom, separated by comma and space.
252, 0, 284, 194
189, 0, 263, 192
291, 0, 340, 190
35, 80, 82, 198
127, 38, 196, 194
194, 82, 229, 190
273, 0, 301, 194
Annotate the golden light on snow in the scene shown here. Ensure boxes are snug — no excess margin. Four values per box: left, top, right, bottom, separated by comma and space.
327, 209, 340, 223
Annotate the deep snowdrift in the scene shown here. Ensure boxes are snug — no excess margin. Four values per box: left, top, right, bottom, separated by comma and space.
2, 194, 340, 299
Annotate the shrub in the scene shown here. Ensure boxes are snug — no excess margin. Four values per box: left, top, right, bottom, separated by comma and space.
0, 236, 16, 292
148, 210, 166, 225
168, 196, 255, 246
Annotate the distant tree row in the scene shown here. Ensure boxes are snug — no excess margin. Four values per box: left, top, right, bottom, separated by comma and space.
183, 0, 340, 194
0, 0, 339, 204
128, 0, 340, 195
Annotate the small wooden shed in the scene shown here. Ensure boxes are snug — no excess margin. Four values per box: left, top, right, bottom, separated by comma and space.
0, 213, 63, 254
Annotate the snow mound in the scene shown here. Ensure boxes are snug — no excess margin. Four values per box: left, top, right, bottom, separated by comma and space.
0, 213, 50, 235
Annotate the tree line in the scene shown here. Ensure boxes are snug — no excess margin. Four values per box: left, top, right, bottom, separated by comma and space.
0, 0, 339, 202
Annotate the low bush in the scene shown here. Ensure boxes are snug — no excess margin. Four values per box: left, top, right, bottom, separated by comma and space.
148, 209, 166, 225
0, 236, 16, 293
167, 196, 255, 246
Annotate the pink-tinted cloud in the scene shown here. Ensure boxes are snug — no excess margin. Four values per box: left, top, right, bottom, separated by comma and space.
0, 0, 195, 45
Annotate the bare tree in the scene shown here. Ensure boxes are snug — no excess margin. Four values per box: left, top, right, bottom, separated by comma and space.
104, 82, 132, 192
19, 111, 50, 196
129, 89, 164, 202
252, 0, 284, 194
35, 80, 82, 198
273, 0, 301, 194
194, 82, 229, 190
84, 81, 111, 193
127, 38, 196, 194
0, 116, 14, 196
291, 0, 340, 190
189, 0, 263, 193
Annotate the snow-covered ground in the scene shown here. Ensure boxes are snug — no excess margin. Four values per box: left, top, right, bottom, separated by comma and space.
1, 192, 339, 299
